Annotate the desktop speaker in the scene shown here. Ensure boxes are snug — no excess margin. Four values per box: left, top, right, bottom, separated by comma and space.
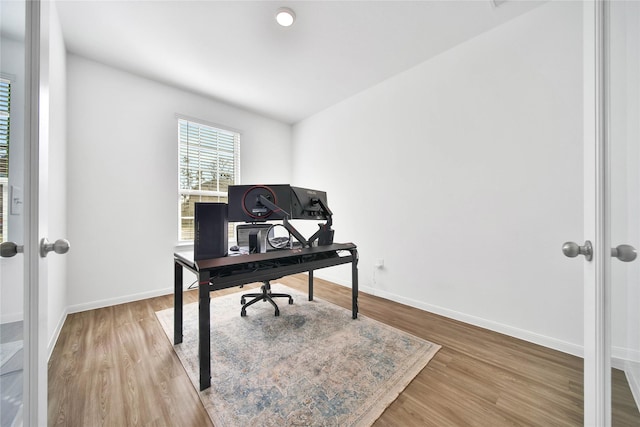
194, 203, 228, 260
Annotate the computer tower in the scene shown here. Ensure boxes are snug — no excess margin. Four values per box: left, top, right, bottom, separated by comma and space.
194, 203, 228, 260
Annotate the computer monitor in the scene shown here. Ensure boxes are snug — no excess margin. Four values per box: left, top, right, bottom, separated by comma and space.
227, 184, 331, 222
228, 184, 289, 222
290, 186, 332, 220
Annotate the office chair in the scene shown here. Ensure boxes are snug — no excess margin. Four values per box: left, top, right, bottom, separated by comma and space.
240, 281, 293, 316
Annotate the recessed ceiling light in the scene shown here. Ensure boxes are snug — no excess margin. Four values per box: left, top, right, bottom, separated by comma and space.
276, 7, 295, 27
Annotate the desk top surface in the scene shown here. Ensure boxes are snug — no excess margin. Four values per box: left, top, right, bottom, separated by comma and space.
175, 242, 357, 271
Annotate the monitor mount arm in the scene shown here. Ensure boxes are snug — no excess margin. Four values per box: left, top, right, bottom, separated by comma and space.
257, 195, 309, 248
307, 198, 334, 246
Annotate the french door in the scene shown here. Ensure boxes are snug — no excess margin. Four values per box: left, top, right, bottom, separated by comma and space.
581, 0, 640, 425
0, 1, 57, 425
607, 0, 640, 424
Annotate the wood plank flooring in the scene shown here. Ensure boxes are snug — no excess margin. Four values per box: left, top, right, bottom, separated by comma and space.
48, 275, 640, 426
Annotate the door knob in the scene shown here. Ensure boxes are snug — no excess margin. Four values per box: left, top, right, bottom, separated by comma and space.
562, 240, 593, 261
611, 244, 637, 262
0, 241, 24, 258
40, 238, 70, 257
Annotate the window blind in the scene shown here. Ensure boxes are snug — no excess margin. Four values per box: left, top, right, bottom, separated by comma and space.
0, 78, 10, 179
0, 78, 10, 243
178, 118, 240, 241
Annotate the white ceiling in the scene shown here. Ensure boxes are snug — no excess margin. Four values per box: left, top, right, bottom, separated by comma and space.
55, 0, 544, 124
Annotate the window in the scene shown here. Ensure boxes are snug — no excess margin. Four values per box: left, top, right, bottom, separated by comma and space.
178, 118, 240, 241
0, 78, 10, 243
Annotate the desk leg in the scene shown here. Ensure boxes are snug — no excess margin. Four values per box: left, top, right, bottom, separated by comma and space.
198, 272, 211, 391
308, 270, 314, 301
174, 261, 183, 344
351, 249, 359, 319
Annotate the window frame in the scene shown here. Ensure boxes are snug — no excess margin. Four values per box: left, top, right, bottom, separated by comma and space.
176, 115, 241, 244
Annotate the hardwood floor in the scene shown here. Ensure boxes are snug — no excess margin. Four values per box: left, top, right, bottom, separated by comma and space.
48, 275, 640, 426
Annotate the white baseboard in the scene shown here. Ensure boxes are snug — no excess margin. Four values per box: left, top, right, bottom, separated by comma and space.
306, 271, 583, 357
615, 346, 640, 364
48, 308, 68, 361
624, 361, 640, 414
66, 286, 175, 315
359, 284, 584, 358
0, 312, 24, 324
612, 344, 640, 418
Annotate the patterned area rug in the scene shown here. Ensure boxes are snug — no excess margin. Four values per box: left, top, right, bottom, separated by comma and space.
156, 284, 440, 426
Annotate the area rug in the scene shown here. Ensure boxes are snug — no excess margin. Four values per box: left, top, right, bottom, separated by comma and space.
155, 283, 440, 426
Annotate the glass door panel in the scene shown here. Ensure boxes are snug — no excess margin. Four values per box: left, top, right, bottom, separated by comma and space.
0, 1, 27, 426
609, 0, 640, 424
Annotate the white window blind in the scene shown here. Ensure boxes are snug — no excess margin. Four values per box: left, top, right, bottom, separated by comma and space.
0, 78, 11, 243
178, 118, 240, 241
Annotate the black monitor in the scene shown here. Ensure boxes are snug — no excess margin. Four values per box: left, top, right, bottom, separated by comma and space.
227, 184, 330, 222
290, 186, 332, 220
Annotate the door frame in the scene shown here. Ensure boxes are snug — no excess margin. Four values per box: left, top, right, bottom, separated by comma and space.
24, 0, 46, 424
583, 0, 611, 425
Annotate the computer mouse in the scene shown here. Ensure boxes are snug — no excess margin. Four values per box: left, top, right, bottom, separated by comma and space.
230, 245, 239, 251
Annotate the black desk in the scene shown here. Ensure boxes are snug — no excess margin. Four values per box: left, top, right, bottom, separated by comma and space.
173, 242, 359, 390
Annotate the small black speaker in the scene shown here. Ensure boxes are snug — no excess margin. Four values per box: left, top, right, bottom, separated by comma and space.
194, 203, 228, 260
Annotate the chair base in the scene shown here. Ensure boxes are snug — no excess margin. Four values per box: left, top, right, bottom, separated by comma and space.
240, 281, 293, 317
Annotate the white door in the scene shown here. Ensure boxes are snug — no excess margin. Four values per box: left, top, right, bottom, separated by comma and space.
579, 1, 640, 425
608, 0, 640, 424
0, 2, 33, 425
1, 1, 67, 425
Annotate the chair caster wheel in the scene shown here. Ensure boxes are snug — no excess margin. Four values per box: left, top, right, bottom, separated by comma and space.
241, 309, 247, 317
288, 298, 293, 305
275, 309, 280, 317
241, 298, 245, 305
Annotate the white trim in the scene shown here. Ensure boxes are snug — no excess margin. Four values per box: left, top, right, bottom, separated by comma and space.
0, 312, 24, 324
47, 308, 67, 361
23, 0, 42, 425
583, 0, 609, 425
611, 347, 640, 365
179, 189, 228, 198
625, 361, 640, 415
1, 177, 8, 241
309, 271, 585, 357
363, 285, 584, 357
175, 241, 194, 249
610, 359, 640, 416
66, 287, 176, 315
174, 113, 243, 136
599, 0, 613, 423
0, 73, 17, 83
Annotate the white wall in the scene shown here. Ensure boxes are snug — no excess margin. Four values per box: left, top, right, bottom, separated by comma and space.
292, 1, 584, 355
66, 55, 291, 310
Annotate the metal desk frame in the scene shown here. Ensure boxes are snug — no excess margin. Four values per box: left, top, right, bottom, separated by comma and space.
173, 243, 359, 390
